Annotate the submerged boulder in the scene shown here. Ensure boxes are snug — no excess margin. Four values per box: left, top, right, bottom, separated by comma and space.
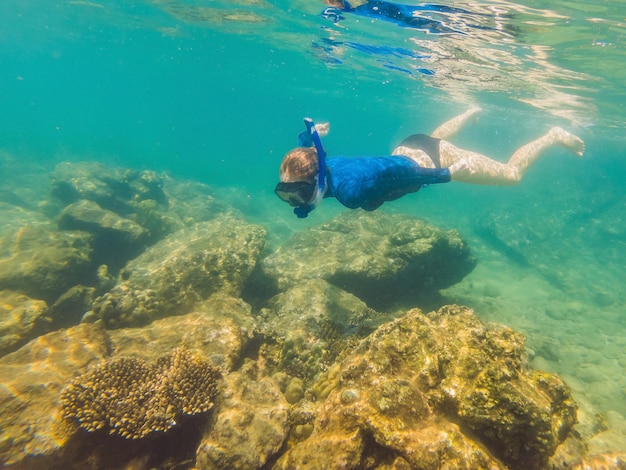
279, 305, 577, 470
58, 200, 150, 269
250, 211, 476, 310
0, 290, 48, 357
0, 225, 94, 304
258, 279, 389, 386
49, 161, 239, 246
50, 162, 168, 217
85, 215, 266, 328
109, 294, 256, 372
196, 361, 290, 470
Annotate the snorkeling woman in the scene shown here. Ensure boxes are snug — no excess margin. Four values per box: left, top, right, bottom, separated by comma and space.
275, 107, 585, 218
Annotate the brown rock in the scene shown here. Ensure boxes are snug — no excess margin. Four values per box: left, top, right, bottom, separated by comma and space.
257, 279, 388, 386
84, 215, 266, 328
109, 294, 255, 371
196, 361, 290, 470
278, 305, 577, 470
0, 290, 48, 357
0, 226, 94, 303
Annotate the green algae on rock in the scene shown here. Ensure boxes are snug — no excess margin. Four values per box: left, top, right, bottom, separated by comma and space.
279, 305, 577, 470
84, 215, 266, 328
249, 211, 476, 310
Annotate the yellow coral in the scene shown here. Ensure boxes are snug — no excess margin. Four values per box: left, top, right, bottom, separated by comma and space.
60, 347, 220, 439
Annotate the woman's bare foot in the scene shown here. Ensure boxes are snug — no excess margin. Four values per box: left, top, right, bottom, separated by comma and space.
466, 106, 482, 117
549, 126, 585, 157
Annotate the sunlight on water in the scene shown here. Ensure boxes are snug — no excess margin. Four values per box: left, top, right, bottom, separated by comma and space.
139, 0, 623, 128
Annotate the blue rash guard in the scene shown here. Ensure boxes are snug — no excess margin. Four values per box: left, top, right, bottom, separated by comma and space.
325, 156, 451, 210
297, 130, 450, 211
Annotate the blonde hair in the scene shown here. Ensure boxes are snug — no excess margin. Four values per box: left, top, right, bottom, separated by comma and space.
279, 147, 319, 182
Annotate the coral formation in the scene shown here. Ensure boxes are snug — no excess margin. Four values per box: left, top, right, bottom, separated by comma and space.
60, 347, 220, 439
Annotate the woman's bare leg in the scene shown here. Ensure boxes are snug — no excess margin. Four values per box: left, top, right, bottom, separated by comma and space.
431, 107, 482, 140
507, 126, 584, 172
440, 126, 585, 185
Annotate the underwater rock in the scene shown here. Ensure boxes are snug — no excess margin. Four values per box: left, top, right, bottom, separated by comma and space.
60, 347, 220, 439
570, 453, 626, 469
50, 161, 180, 245
162, 175, 240, 225
258, 279, 388, 386
278, 305, 577, 470
50, 161, 168, 216
0, 225, 95, 304
50, 161, 240, 246
196, 361, 290, 470
109, 294, 255, 372
250, 211, 475, 310
0, 295, 255, 468
84, 215, 266, 328
0, 323, 111, 467
0, 290, 48, 357
58, 199, 150, 269
50, 161, 181, 245
0, 201, 51, 239
43, 284, 98, 330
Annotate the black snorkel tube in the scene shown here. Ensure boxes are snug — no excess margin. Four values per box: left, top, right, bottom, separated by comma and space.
293, 118, 327, 218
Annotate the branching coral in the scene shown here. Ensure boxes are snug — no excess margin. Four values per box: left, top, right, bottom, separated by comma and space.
60, 347, 220, 439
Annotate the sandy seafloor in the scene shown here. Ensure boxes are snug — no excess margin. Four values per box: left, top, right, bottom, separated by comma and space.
1, 0, 626, 461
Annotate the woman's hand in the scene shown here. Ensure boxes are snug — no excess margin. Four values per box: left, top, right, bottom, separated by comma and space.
316, 122, 330, 137
449, 159, 474, 181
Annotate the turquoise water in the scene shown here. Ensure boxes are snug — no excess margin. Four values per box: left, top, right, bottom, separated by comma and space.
1, 0, 625, 458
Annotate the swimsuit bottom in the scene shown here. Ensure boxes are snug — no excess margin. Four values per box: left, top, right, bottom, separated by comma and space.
397, 133, 442, 168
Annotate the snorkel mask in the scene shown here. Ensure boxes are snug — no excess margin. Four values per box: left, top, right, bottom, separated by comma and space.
275, 118, 327, 218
